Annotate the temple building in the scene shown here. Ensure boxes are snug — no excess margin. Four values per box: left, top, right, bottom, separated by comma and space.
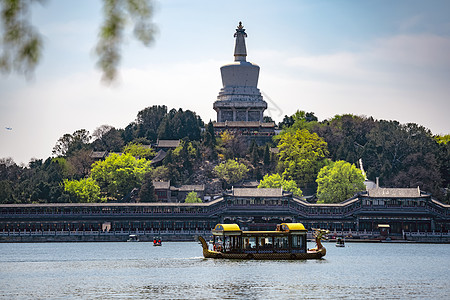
213, 22, 275, 140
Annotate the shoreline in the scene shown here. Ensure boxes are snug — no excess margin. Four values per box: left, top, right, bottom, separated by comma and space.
1, 233, 449, 244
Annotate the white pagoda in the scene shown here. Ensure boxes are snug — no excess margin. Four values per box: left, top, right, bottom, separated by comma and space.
213, 22, 269, 123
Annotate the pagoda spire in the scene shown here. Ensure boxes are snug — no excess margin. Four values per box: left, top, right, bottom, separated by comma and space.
234, 22, 247, 62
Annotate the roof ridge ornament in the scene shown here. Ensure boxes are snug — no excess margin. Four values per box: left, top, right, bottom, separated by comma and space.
234, 21, 247, 62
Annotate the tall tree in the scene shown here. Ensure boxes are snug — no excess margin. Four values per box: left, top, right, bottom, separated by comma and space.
52, 129, 91, 157
277, 129, 329, 190
90, 153, 152, 200
135, 105, 167, 142
316, 160, 366, 203
138, 173, 156, 202
214, 159, 249, 187
157, 108, 203, 141
91, 126, 125, 152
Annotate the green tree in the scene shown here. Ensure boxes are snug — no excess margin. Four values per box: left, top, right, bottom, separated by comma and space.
133, 105, 168, 142
138, 173, 156, 202
214, 159, 249, 187
0, 0, 156, 82
316, 160, 365, 203
278, 110, 318, 134
90, 153, 152, 200
10, 157, 69, 203
312, 114, 375, 164
217, 130, 247, 160
52, 129, 91, 157
277, 129, 329, 189
184, 191, 202, 203
263, 144, 270, 166
0, 180, 14, 203
157, 108, 203, 141
91, 125, 125, 152
63, 178, 102, 203
258, 173, 303, 197
435, 134, 450, 145
122, 142, 155, 159
203, 121, 217, 160
67, 149, 94, 179
152, 165, 170, 181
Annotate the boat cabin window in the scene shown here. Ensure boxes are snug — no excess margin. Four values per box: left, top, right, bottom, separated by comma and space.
274, 236, 289, 249
243, 237, 257, 249
291, 234, 305, 249
258, 237, 273, 249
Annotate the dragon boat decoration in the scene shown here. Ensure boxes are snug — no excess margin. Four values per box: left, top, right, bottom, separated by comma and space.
198, 223, 329, 260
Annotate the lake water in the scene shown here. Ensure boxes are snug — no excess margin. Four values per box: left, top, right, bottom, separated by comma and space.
0, 241, 449, 299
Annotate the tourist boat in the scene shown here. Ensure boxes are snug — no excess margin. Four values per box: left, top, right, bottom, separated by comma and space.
198, 223, 329, 260
127, 234, 139, 242
335, 237, 345, 247
153, 237, 162, 246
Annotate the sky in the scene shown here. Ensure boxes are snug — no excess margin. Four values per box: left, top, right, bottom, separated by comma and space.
1, 0, 449, 165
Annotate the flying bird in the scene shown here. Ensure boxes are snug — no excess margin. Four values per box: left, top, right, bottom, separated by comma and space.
5, 127, 12, 130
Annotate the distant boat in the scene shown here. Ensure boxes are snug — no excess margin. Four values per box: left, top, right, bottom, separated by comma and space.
153, 237, 162, 246
127, 234, 139, 242
336, 237, 345, 247
5, 127, 12, 131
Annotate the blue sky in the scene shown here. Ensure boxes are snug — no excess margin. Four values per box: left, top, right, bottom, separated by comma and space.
1, 0, 449, 164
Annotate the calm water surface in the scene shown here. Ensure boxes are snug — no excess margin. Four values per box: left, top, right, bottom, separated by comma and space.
0, 241, 449, 299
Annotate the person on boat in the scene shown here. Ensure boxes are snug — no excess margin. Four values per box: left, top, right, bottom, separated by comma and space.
153, 238, 157, 244
158, 239, 161, 244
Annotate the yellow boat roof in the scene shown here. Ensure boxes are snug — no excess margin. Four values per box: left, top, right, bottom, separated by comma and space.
213, 224, 241, 232
280, 223, 306, 231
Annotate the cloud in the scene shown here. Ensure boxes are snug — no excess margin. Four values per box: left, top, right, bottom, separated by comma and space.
0, 59, 226, 164
1, 32, 449, 165
255, 33, 450, 134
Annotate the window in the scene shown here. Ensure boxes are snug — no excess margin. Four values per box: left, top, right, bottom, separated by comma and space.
291, 235, 304, 249
274, 236, 289, 249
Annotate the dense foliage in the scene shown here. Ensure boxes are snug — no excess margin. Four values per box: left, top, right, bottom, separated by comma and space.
277, 129, 329, 191
214, 159, 249, 187
184, 191, 202, 203
311, 115, 447, 200
63, 178, 102, 203
90, 153, 152, 200
0, 106, 448, 204
258, 173, 303, 197
316, 161, 365, 203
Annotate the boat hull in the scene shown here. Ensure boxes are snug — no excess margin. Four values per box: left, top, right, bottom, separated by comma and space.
198, 236, 326, 260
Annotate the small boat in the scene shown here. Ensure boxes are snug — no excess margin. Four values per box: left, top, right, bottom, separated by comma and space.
335, 237, 345, 247
198, 223, 329, 260
153, 237, 162, 246
127, 234, 139, 242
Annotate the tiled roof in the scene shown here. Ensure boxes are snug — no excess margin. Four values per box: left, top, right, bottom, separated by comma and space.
153, 181, 170, 189
156, 139, 180, 148
172, 185, 205, 192
240, 180, 260, 188
151, 149, 166, 164
367, 187, 421, 198
90, 151, 107, 159
230, 188, 284, 197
